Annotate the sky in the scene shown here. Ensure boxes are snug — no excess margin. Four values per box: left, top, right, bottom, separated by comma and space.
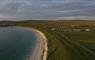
0, 0, 95, 20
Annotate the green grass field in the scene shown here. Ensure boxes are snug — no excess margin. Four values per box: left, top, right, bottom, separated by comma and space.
14, 20, 95, 60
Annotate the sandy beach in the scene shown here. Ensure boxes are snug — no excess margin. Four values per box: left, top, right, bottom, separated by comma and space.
24, 28, 48, 60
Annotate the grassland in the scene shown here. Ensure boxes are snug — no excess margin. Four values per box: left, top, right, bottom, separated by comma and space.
12, 20, 95, 60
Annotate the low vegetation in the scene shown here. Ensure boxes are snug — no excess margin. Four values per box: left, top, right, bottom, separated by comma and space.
3, 20, 95, 60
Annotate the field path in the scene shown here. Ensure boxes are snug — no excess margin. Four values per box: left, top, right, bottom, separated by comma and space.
51, 31, 95, 60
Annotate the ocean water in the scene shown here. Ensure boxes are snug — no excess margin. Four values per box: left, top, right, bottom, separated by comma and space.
0, 27, 37, 60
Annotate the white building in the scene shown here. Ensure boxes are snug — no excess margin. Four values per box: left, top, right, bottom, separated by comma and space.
85, 29, 90, 31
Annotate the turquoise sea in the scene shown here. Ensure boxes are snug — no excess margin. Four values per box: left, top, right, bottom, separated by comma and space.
0, 27, 37, 60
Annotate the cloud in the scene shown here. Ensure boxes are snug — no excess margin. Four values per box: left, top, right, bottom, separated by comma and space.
0, 14, 12, 18
57, 16, 95, 20
0, 0, 95, 20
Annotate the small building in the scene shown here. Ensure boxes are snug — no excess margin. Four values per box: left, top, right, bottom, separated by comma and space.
85, 29, 90, 31
73, 29, 81, 32
71, 24, 80, 28
63, 29, 72, 32
51, 28, 56, 31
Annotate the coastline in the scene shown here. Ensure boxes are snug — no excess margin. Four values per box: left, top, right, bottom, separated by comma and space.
24, 28, 48, 60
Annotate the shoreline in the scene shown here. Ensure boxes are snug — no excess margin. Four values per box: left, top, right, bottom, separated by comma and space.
24, 28, 48, 60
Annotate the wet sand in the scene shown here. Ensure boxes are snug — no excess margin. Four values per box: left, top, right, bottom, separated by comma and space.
25, 28, 48, 60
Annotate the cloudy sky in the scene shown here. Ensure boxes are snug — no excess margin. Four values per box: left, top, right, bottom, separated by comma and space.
0, 0, 95, 20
